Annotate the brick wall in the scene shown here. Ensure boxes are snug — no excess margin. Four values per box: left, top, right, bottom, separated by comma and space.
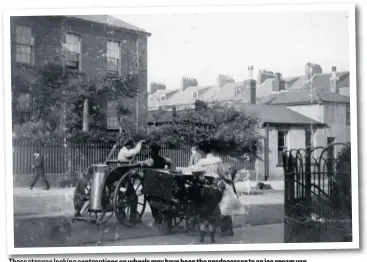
10, 16, 149, 132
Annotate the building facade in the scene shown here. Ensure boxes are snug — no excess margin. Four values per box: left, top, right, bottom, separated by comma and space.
147, 64, 351, 180
11, 15, 150, 133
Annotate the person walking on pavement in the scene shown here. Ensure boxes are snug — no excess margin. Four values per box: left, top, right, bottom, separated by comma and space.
30, 149, 50, 190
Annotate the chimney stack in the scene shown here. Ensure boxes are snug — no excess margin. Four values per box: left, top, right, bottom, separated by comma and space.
305, 63, 323, 80
257, 69, 275, 84
217, 74, 235, 88
330, 66, 339, 94
181, 77, 198, 91
150, 82, 166, 94
272, 72, 285, 92
247, 66, 256, 104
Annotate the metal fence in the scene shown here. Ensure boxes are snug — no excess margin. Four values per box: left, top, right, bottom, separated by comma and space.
282, 143, 352, 243
12, 140, 255, 175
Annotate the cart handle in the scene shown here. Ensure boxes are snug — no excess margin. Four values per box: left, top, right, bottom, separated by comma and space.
105, 160, 141, 168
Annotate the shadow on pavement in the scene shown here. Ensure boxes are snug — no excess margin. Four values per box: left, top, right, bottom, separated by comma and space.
14, 204, 284, 248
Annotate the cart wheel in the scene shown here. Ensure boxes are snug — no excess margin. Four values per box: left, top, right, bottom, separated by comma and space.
73, 166, 94, 214
73, 177, 91, 215
113, 171, 147, 227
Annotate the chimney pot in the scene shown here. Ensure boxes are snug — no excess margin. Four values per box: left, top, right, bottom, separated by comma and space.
248, 66, 254, 80
330, 66, 339, 94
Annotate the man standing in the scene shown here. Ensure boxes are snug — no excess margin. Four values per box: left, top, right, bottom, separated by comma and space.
117, 138, 145, 164
116, 138, 144, 224
30, 149, 50, 190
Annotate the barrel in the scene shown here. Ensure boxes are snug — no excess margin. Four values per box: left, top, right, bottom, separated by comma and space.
89, 164, 109, 212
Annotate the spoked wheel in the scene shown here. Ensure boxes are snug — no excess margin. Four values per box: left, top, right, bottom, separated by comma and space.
113, 171, 147, 227
73, 166, 94, 215
73, 167, 114, 225
73, 177, 91, 216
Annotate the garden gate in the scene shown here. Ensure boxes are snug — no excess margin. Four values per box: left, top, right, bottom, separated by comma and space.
282, 143, 352, 243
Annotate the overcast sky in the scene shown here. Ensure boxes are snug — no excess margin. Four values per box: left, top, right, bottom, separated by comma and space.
115, 11, 349, 91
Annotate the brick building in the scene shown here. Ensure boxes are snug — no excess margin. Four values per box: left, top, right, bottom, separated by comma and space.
11, 15, 151, 133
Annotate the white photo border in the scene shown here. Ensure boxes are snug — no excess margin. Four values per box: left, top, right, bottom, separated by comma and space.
3, 3, 359, 255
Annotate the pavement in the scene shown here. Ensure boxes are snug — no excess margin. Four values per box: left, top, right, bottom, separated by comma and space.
100, 223, 284, 246
12, 181, 284, 248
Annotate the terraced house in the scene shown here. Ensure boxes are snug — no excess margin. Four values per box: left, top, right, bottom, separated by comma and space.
148, 64, 351, 180
11, 15, 151, 133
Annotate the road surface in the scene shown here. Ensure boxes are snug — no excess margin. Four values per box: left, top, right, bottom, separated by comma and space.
13, 185, 284, 248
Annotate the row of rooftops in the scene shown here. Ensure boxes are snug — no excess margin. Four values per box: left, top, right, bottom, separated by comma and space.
148, 63, 350, 109
147, 63, 351, 127
147, 103, 327, 127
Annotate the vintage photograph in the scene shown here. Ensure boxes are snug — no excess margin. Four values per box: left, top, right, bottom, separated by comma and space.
4, 5, 357, 254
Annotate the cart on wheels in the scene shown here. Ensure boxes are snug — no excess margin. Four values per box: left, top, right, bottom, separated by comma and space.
72, 160, 147, 226
72, 160, 218, 233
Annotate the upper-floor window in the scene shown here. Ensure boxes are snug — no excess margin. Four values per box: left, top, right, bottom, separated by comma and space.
235, 87, 241, 96
346, 105, 350, 126
107, 41, 120, 74
193, 92, 198, 99
65, 34, 81, 70
15, 25, 34, 65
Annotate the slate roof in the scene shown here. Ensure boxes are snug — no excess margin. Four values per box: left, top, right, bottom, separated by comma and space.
236, 104, 324, 126
166, 85, 214, 106
286, 71, 350, 91
265, 88, 350, 105
147, 69, 350, 109
161, 79, 277, 107
147, 104, 325, 127
69, 15, 151, 36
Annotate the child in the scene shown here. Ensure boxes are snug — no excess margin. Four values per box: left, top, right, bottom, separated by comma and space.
217, 163, 246, 235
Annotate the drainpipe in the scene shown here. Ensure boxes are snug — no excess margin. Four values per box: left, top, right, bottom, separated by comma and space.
265, 123, 270, 181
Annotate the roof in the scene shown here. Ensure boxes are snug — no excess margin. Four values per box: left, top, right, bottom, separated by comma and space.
265, 89, 350, 105
69, 15, 151, 36
162, 79, 277, 107
236, 104, 325, 126
148, 104, 325, 127
286, 71, 350, 91
166, 85, 214, 106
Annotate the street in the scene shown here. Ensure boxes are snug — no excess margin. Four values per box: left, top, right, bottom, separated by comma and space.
13, 188, 284, 247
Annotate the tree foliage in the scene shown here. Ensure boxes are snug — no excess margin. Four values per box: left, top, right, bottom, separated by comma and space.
14, 62, 140, 140
147, 101, 262, 158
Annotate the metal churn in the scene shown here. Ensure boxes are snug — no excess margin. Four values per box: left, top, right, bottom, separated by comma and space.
89, 164, 109, 212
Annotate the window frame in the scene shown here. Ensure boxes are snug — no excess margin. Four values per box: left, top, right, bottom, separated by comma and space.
346, 105, 350, 126
65, 33, 82, 71
106, 100, 120, 130
106, 40, 121, 75
277, 130, 288, 165
15, 25, 35, 65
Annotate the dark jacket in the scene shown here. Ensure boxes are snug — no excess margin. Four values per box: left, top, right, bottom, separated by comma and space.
34, 154, 45, 172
